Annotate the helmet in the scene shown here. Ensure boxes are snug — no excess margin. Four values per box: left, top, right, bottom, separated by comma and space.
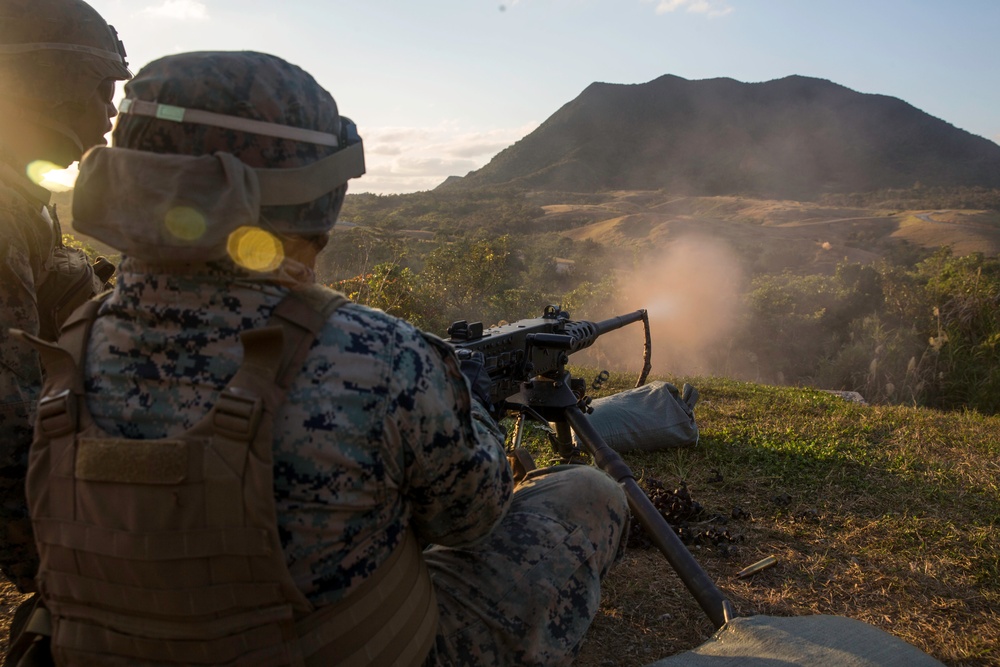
112, 51, 361, 235
0, 0, 131, 109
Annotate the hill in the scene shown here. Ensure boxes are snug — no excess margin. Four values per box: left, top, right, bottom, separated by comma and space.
439, 75, 1000, 200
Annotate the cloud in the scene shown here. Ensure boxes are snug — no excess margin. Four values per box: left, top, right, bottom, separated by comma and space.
355, 121, 538, 194
367, 144, 403, 157
447, 141, 515, 159
644, 0, 733, 18
369, 127, 435, 144
141, 0, 209, 20
392, 156, 481, 177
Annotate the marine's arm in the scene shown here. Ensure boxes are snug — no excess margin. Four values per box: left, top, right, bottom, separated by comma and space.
387, 325, 513, 547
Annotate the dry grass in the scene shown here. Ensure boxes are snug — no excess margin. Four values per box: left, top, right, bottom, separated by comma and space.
549, 192, 1000, 276
891, 211, 1000, 257
570, 374, 999, 666
0, 580, 28, 655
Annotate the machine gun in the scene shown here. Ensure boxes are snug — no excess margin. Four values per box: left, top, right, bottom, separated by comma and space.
446, 306, 734, 629
446, 304, 652, 408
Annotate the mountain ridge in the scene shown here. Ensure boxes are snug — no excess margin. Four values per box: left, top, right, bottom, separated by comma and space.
439, 75, 1000, 199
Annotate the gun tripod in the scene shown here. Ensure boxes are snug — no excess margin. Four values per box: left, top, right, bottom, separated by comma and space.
505, 361, 734, 630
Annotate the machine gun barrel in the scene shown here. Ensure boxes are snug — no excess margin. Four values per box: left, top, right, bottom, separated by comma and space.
594, 309, 648, 336
561, 309, 647, 353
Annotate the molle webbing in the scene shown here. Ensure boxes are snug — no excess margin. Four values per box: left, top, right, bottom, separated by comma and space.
25, 285, 440, 666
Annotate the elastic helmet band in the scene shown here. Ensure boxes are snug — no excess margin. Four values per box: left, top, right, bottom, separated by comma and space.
118, 98, 344, 148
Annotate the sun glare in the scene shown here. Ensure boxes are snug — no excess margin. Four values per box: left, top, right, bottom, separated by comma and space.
227, 226, 284, 272
165, 206, 207, 242
28, 161, 78, 193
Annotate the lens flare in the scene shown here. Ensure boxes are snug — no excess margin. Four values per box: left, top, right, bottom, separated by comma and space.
164, 206, 207, 241
227, 226, 284, 272
26, 160, 76, 191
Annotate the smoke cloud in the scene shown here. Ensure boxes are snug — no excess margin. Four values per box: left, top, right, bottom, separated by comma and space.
582, 235, 746, 378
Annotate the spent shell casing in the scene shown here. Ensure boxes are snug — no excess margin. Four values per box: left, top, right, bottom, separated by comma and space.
736, 555, 778, 578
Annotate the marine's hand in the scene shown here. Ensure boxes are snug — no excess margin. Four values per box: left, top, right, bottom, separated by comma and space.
455, 349, 492, 409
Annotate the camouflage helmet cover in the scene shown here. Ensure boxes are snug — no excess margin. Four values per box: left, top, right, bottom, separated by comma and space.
114, 51, 351, 234
0, 0, 131, 108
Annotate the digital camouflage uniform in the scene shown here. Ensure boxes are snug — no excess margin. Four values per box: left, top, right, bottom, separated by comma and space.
82, 260, 627, 665
63, 51, 629, 666
0, 147, 53, 593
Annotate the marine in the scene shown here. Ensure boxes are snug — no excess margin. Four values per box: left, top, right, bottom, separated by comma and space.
21, 51, 629, 666
0, 0, 130, 656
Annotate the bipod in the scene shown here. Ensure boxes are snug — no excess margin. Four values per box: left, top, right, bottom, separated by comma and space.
507, 370, 734, 630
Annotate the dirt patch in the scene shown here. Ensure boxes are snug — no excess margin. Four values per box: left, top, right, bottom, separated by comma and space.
546, 194, 1000, 277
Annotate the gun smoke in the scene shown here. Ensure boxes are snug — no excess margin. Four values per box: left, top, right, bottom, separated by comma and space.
581, 235, 746, 378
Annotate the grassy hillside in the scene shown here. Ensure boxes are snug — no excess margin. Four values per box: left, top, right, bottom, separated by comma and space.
556, 370, 999, 666
547, 191, 1000, 275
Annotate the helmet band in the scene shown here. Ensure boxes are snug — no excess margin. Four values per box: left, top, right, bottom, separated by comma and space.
119, 98, 342, 148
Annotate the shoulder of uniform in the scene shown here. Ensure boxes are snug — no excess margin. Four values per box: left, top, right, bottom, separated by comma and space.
417, 330, 467, 390
327, 303, 456, 362
288, 283, 349, 313
0, 162, 51, 208
329, 300, 401, 328
0, 184, 51, 254
418, 330, 455, 357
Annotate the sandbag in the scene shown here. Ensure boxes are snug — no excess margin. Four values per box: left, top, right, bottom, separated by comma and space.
579, 381, 698, 452
643, 614, 944, 666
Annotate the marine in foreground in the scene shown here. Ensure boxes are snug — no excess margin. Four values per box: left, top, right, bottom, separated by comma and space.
14, 51, 628, 666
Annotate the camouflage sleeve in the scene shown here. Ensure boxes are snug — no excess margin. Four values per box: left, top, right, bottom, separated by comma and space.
0, 224, 43, 591
387, 325, 513, 547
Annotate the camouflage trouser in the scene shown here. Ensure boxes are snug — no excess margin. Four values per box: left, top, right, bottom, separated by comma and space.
425, 464, 629, 667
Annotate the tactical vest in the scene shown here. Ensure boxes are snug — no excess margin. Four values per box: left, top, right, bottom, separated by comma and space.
18, 284, 439, 666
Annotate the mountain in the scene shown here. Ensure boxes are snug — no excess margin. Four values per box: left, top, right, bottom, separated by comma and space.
438, 75, 1000, 199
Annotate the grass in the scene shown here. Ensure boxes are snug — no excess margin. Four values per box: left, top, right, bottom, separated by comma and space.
557, 369, 999, 666
2, 372, 996, 665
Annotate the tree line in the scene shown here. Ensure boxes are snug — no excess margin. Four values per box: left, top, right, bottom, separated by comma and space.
324, 228, 1000, 416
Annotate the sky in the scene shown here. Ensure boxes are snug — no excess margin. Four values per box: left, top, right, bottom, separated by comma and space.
82, 0, 1000, 195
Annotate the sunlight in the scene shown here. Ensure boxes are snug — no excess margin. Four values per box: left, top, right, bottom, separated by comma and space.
28, 161, 78, 193
226, 226, 284, 272
164, 206, 207, 242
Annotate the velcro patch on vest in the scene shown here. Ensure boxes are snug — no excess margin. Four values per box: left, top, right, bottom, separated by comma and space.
76, 438, 188, 484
